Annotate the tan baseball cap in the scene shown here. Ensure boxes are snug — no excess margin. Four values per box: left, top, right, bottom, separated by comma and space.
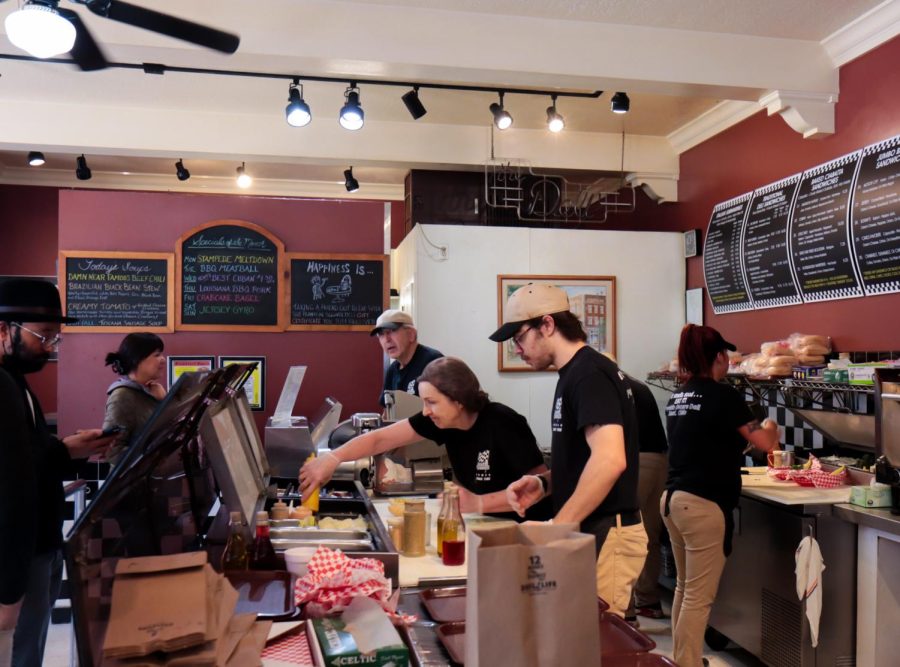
489, 283, 570, 342
370, 309, 414, 336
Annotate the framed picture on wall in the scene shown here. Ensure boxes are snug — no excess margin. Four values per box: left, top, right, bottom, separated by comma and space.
497, 274, 616, 372
167, 355, 215, 388
686, 288, 704, 325
218, 356, 266, 410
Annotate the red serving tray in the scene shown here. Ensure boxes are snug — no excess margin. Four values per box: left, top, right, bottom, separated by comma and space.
601, 653, 678, 667
419, 586, 467, 623
226, 570, 296, 621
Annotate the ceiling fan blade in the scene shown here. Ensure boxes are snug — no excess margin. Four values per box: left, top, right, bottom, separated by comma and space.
85, 0, 240, 54
57, 8, 109, 71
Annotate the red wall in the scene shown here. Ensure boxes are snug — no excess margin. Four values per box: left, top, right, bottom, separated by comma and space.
0, 185, 60, 412
56, 190, 392, 438
605, 35, 900, 354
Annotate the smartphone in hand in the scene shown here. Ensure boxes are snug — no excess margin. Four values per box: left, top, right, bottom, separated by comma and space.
101, 425, 124, 438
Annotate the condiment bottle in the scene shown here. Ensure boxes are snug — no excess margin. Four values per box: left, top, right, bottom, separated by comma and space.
441, 490, 465, 566
250, 511, 279, 570
401, 499, 427, 557
301, 453, 320, 513
270, 500, 289, 521
436, 481, 455, 557
221, 511, 249, 571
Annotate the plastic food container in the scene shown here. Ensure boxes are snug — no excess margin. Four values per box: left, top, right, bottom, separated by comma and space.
284, 546, 318, 577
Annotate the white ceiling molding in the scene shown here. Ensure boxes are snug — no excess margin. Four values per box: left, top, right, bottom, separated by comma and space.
822, 0, 900, 67
0, 166, 404, 200
625, 172, 678, 204
667, 101, 761, 155
760, 90, 838, 139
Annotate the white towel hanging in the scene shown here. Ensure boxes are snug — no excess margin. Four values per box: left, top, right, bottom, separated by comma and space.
795, 535, 825, 648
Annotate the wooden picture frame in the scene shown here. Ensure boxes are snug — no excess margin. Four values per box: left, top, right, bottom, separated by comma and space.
218, 356, 266, 410
497, 274, 616, 372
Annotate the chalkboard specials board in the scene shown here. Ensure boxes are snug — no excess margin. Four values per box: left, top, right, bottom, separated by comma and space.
59, 251, 174, 332
850, 135, 900, 296
286, 253, 388, 331
176, 220, 285, 331
702, 193, 753, 314
741, 175, 802, 309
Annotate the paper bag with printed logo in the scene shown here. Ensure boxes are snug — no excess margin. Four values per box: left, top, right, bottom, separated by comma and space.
464, 522, 600, 667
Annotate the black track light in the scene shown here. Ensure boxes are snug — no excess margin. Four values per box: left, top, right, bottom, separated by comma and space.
611, 92, 630, 114
75, 154, 92, 181
27, 151, 45, 166
546, 95, 565, 133
344, 167, 360, 193
402, 86, 427, 120
340, 84, 364, 130
286, 81, 311, 127
489, 92, 513, 130
175, 159, 190, 181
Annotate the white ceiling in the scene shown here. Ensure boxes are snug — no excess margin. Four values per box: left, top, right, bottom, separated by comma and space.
0, 0, 896, 200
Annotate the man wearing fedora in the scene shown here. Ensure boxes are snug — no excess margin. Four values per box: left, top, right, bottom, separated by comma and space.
370, 309, 443, 407
0, 279, 114, 667
492, 283, 648, 620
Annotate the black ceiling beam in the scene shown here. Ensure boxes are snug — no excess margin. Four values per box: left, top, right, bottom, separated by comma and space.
0, 52, 604, 99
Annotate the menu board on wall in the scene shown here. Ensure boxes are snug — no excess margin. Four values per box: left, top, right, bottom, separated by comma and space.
177, 221, 284, 331
788, 152, 863, 302
850, 135, 900, 296
60, 251, 173, 332
703, 194, 753, 314
741, 176, 802, 309
287, 253, 387, 331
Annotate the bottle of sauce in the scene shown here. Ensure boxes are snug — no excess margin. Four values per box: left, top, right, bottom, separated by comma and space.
301, 453, 320, 513
250, 511, 279, 570
436, 481, 455, 557
221, 511, 249, 571
441, 490, 465, 566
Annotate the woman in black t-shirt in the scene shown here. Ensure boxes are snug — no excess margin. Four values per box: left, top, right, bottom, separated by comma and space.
661, 325, 779, 667
300, 357, 551, 520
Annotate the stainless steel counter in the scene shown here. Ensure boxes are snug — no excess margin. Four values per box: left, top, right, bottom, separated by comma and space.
833, 502, 900, 534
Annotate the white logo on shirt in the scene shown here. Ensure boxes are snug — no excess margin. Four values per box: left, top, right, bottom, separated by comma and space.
475, 450, 491, 481
552, 397, 563, 433
407, 380, 416, 393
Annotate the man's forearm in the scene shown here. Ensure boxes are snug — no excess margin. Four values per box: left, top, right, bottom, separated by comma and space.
554, 454, 623, 525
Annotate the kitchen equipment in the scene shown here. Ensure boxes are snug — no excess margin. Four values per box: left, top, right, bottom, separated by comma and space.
874, 368, 900, 514
412, 457, 445, 495
768, 450, 795, 468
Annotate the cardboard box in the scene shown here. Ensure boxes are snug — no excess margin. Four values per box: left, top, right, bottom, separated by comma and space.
848, 362, 887, 385
307, 615, 409, 667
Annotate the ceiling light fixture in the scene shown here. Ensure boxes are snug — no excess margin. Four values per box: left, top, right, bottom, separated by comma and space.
285, 80, 312, 127
27, 151, 46, 166
339, 83, 364, 130
175, 159, 191, 181
611, 92, 630, 114
4, 1, 76, 59
401, 86, 427, 120
75, 154, 92, 181
489, 92, 513, 130
546, 95, 565, 133
236, 162, 252, 188
344, 167, 360, 193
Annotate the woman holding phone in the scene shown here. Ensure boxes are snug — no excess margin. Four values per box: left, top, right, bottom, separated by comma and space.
102, 332, 166, 464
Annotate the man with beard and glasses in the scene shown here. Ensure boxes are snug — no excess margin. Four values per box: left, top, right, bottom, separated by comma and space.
0, 279, 115, 667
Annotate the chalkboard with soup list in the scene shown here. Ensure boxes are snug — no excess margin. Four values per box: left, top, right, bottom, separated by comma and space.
287, 253, 388, 331
177, 221, 285, 331
59, 251, 174, 332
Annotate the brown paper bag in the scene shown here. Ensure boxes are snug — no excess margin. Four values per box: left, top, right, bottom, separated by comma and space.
464, 522, 600, 667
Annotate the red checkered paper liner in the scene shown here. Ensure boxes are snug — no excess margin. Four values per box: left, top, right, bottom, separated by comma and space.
294, 546, 415, 622
261, 629, 314, 666
768, 454, 848, 488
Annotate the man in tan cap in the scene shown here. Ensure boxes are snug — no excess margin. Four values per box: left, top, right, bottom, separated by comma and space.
370, 309, 442, 406
490, 283, 647, 619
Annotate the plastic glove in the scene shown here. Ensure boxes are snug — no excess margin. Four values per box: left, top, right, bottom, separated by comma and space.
299, 451, 340, 497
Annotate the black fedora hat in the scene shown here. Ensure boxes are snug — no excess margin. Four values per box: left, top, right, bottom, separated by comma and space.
0, 279, 78, 324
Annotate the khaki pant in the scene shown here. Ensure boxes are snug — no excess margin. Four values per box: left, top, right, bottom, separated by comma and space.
629, 452, 668, 613
596, 517, 648, 618
660, 490, 727, 667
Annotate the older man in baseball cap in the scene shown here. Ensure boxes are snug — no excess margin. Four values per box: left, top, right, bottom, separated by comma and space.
492, 283, 647, 620
370, 309, 442, 407
0, 279, 115, 667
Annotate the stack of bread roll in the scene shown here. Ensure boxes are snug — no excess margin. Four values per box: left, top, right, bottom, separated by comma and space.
758, 339, 797, 377
788, 333, 831, 365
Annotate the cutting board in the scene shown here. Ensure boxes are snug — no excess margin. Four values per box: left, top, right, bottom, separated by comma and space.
741, 468, 851, 505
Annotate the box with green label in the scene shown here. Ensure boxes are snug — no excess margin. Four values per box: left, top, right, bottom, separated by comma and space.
308, 615, 409, 667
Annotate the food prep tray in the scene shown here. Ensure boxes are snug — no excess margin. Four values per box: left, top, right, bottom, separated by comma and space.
225, 570, 297, 621
601, 653, 678, 667
436, 622, 466, 665
419, 586, 467, 623
272, 537, 374, 551
270, 527, 370, 540
599, 613, 656, 655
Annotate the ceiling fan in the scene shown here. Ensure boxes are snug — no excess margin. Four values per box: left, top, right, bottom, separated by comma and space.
3, 0, 240, 71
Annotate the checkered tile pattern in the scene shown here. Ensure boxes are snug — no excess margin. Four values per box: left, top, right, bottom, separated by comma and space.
864, 281, 900, 295
800, 286, 864, 302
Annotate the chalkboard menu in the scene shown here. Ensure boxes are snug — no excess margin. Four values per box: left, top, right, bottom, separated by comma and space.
60, 252, 174, 332
850, 135, 900, 296
177, 221, 284, 331
741, 176, 802, 309
703, 194, 753, 314
287, 253, 388, 331
789, 153, 863, 302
